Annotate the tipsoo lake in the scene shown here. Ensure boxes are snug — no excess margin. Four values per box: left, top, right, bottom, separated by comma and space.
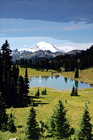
29, 75, 92, 90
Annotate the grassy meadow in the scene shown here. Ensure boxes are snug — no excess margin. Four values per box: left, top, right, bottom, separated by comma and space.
0, 87, 93, 140
0, 67, 93, 139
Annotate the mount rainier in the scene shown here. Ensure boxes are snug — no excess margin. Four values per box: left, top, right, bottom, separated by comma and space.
27, 41, 61, 52
12, 42, 64, 61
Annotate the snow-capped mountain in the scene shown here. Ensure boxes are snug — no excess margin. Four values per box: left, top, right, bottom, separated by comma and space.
27, 41, 61, 52
11, 42, 64, 61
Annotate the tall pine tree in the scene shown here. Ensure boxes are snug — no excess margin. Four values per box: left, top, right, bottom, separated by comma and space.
24, 68, 29, 96
75, 68, 79, 78
77, 105, 92, 140
48, 100, 73, 139
7, 108, 16, 133
17, 76, 25, 106
24, 107, 40, 139
1, 40, 12, 107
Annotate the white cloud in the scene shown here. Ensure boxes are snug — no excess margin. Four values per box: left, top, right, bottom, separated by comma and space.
57, 42, 93, 52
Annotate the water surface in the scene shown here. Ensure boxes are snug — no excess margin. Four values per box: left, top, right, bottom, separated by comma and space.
29, 75, 92, 90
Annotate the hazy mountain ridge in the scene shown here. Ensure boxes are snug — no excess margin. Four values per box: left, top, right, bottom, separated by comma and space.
12, 49, 64, 61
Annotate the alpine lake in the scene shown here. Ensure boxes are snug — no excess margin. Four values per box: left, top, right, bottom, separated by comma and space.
29, 75, 93, 90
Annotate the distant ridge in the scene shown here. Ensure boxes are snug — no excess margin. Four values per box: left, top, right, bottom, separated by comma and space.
67, 50, 81, 55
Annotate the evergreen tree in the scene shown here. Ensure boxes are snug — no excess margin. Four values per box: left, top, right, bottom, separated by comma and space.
35, 88, 40, 97
77, 105, 92, 140
0, 41, 29, 108
75, 68, 79, 78
1, 40, 12, 107
39, 120, 47, 137
75, 80, 78, 88
7, 108, 16, 133
74, 87, 78, 96
48, 100, 73, 139
24, 68, 29, 96
0, 92, 8, 131
41, 88, 47, 95
17, 76, 25, 106
24, 107, 40, 139
71, 86, 78, 96
71, 86, 75, 96
11, 64, 19, 107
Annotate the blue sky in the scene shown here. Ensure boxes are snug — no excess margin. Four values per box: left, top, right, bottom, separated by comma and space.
0, 0, 93, 51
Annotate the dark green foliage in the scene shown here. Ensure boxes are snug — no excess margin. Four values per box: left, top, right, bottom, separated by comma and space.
17, 76, 25, 106
77, 105, 93, 140
74, 87, 78, 96
71, 86, 75, 96
71, 86, 78, 96
41, 88, 47, 95
0, 40, 12, 107
0, 92, 8, 131
24, 107, 40, 139
75, 80, 78, 88
39, 120, 47, 137
7, 108, 16, 133
24, 68, 29, 96
35, 88, 40, 97
75, 68, 79, 78
48, 100, 74, 139
0, 41, 29, 107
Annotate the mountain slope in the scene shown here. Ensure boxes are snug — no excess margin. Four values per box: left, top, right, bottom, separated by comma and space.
27, 41, 61, 52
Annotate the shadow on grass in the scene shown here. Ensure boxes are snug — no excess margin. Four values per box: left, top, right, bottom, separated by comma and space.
25, 95, 49, 107
30, 96, 44, 99
10, 94, 48, 108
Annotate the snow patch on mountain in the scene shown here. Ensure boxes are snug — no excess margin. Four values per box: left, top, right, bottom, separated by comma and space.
27, 41, 61, 53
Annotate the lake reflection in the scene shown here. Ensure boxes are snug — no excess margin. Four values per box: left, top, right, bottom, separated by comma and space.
29, 76, 92, 90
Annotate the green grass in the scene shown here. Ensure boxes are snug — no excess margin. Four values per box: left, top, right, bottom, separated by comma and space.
60, 68, 93, 84
0, 87, 93, 140
19, 67, 93, 84
19, 67, 56, 77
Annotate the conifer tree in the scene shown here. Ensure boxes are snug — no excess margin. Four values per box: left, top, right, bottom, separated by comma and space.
24, 68, 29, 96
0, 92, 8, 131
24, 107, 40, 139
77, 105, 92, 140
74, 87, 78, 96
75, 68, 79, 78
41, 88, 47, 95
44, 88, 47, 95
48, 100, 73, 139
17, 76, 25, 106
1, 40, 12, 107
71, 86, 78, 96
35, 88, 40, 97
7, 108, 16, 133
0, 41, 29, 108
39, 120, 46, 137
71, 86, 75, 96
